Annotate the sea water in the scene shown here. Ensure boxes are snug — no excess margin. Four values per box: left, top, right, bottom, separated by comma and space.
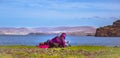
0, 35, 120, 46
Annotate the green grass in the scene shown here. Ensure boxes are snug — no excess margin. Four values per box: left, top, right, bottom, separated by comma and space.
0, 45, 120, 58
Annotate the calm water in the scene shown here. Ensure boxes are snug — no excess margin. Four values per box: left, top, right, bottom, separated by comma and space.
0, 35, 120, 46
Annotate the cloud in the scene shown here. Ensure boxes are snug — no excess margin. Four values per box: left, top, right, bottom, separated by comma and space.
0, 0, 120, 27
1, 0, 120, 11
0, 0, 120, 19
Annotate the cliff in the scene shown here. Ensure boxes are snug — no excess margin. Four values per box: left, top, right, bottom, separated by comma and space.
95, 20, 120, 37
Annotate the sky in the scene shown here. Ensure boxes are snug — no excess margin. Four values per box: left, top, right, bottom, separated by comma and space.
0, 0, 120, 28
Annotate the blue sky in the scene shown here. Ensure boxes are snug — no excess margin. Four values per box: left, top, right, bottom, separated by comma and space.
0, 0, 120, 27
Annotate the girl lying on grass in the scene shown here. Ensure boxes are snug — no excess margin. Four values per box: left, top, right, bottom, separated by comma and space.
38, 33, 70, 48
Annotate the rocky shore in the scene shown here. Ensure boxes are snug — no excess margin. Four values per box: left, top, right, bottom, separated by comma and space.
95, 20, 120, 37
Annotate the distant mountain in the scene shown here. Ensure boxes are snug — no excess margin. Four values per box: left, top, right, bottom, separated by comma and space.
0, 26, 96, 36
0, 27, 33, 35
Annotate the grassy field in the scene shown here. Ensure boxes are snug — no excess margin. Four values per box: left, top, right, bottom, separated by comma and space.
0, 45, 120, 58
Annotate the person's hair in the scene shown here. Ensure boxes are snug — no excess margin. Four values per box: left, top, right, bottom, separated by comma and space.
60, 33, 66, 39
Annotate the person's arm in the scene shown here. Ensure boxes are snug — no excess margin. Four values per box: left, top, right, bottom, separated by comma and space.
61, 39, 66, 47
